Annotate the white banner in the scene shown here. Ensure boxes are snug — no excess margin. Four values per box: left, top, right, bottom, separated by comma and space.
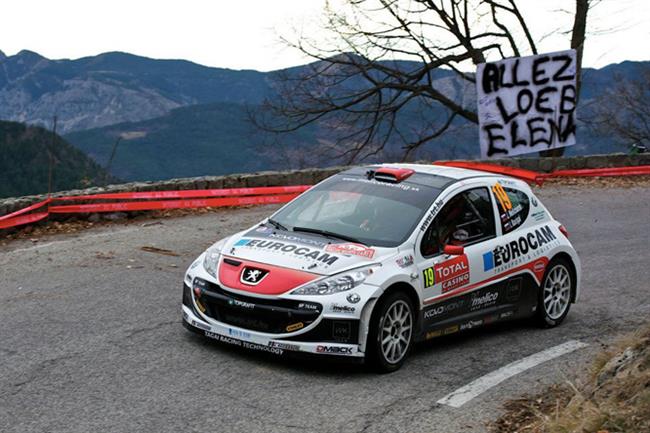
477, 50, 577, 159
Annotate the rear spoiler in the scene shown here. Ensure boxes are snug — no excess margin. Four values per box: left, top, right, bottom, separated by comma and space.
433, 161, 543, 185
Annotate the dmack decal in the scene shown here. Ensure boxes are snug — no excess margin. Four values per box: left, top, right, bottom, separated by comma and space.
234, 238, 339, 265
422, 255, 470, 293
483, 225, 557, 271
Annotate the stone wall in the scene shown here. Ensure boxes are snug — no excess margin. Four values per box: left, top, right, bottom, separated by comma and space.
2, 153, 649, 219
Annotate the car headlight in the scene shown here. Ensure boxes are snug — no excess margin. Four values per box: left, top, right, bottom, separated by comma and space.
202, 238, 228, 278
290, 265, 380, 296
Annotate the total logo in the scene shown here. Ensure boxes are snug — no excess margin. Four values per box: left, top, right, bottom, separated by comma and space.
470, 291, 499, 310
423, 255, 470, 292
316, 345, 354, 355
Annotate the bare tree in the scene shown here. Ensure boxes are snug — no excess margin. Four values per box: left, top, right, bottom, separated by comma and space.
590, 67, 650, 151
256, 0, 592, 163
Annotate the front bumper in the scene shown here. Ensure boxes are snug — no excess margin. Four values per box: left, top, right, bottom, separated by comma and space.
182, 303, 363, 357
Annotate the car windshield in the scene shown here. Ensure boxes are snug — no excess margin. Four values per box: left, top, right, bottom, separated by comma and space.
269, 172, 446, 247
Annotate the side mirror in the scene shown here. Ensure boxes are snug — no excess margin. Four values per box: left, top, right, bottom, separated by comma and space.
443, 244, 464, 256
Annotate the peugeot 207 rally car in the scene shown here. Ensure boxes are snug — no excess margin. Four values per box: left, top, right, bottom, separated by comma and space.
182, 164, 580, 372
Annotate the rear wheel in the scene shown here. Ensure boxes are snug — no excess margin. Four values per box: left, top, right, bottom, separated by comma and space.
536, 258, 574, 327
367, 291, 414, 373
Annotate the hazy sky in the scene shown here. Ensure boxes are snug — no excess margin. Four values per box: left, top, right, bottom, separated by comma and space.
1, 0, 648, 71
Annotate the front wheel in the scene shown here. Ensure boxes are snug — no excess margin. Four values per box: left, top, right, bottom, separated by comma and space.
536, 258, 575, 327
367, 291, 414, 373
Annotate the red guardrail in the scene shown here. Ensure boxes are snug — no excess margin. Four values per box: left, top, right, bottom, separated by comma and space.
0, 186, 310, 230
433, 162, 650, 184
2, 164, 649, 231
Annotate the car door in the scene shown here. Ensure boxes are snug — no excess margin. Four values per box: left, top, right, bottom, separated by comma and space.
414, 183, 501, 334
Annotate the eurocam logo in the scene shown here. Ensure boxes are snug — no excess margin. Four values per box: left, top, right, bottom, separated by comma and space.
233, 238, 339, 265
483, 225, 557, 271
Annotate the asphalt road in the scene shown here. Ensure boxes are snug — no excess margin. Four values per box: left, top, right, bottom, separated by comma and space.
1, 183, 649, 433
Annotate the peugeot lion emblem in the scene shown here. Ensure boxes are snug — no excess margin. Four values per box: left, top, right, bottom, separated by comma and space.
240, 267, 269, 285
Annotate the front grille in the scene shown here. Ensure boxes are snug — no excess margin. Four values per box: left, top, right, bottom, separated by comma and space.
193, 277, 322, 334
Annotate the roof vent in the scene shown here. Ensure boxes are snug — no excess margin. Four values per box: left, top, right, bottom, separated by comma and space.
368, 167, 415, 183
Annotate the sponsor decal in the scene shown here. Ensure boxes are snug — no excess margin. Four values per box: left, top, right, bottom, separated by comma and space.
500, 204, 523, 221
268, 341, 301, 351
470, 291, 499, 311
244, 229, 330, 248
423, 299, 465, 319
341, 176, 420, 192
234, 238, 339, 265
503, 215, 522, 231
240, 266, 269, 285
228, 328, 251, 339
325, 243, 375, 259
204, 331, 283, 355
531, 210, 545, 221
285, 322, 304, 332
228, 298, 255, 309
297, 302, 320, 311
396, 254, 415, 268
533, 260, 546, 273
255, 226, 273, 233
423, 255, 470, 293
460, 319, 483, 330
331, 304, 356, 314
531, 196, 538, 207
443, 325, 459, 335
425, 330, 442, 339
499, 310, 515, 319
316, 345, 355, 355
420, 199, 444, 231
483, 225, 558, 272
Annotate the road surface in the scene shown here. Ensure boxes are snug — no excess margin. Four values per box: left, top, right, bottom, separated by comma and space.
1, 183, 649, 433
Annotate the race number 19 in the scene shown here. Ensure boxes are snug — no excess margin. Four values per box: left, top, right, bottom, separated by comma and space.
492, 183, 512, 211
423, 267, 436, 288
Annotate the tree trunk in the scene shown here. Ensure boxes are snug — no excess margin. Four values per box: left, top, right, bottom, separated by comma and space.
539, 0, 588, 158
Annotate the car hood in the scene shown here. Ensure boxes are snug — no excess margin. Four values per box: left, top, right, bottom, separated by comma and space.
221, 226, 397, 277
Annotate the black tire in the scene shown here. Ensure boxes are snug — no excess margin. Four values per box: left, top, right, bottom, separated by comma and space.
535, 257, 575, 328
367, 291, 415, 373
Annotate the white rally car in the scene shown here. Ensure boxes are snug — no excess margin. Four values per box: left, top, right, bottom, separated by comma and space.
182, 164, 580, 372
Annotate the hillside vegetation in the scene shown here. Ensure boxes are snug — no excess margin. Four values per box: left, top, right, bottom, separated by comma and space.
0, 121, 111, 198
491, 325, 650, 433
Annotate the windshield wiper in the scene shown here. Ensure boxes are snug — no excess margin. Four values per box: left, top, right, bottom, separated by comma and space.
266, 218, 288, 231
292, 226, 364, 245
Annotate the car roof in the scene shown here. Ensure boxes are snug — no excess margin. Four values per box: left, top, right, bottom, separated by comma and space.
375, 163, 499, 180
